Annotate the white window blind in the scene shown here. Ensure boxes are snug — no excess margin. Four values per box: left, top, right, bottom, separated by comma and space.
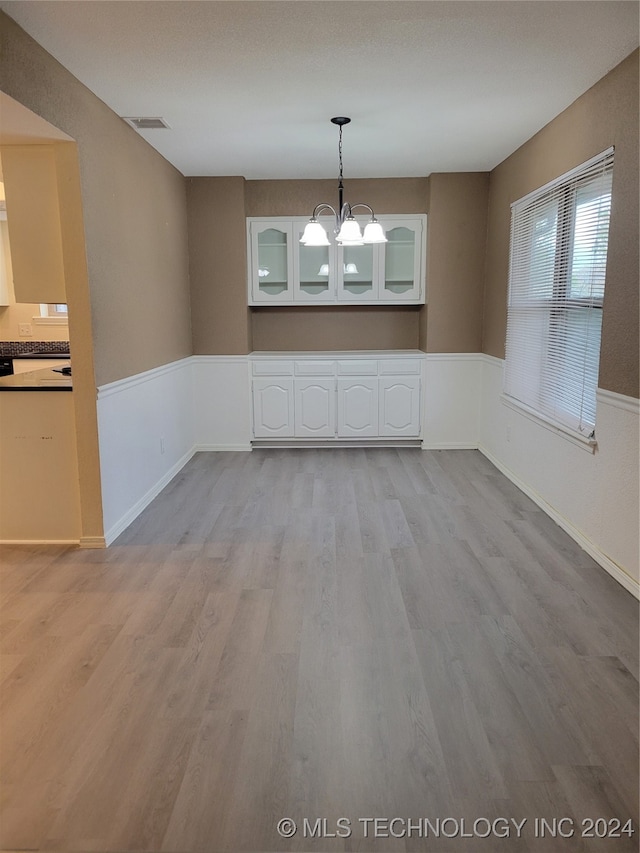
504, 148, 614, 438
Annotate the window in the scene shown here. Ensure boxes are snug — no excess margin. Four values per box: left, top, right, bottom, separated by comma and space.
34, 303, 68, 325
504, 148, 614, 440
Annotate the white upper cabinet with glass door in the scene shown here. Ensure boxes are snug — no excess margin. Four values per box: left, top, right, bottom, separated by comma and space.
379, 218, 424, 302
293, 217, 336, 302
249, 220, 294, 303
336, 228, 378, 302
247, 214, 426, 305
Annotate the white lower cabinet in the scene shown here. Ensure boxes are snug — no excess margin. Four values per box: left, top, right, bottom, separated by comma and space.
337, 378, 378, 437
379, 376, 421, 436
252, 378, 294, 437
294, 379, 335, 437
251, 352, 423, 443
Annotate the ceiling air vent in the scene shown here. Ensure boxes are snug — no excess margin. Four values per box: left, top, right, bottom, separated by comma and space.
123, 117, 171, 130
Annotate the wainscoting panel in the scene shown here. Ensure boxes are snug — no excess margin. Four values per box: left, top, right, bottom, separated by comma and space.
192, 355, 252, 451
478, 356, 639, 596
422, 353, 482, 449
97, 358, 195, 544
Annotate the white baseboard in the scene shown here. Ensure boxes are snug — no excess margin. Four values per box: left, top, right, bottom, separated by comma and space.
194, 443, 252, 452
479, 444, 640, 600
104, 446, 197, 546
421, 441, 479, 450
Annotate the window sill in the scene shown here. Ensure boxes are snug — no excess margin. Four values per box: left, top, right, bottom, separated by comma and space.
33, 316, 68, 326
501, 394, 597, 454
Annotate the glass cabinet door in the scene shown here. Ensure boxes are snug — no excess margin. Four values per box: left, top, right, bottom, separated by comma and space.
250, 221, 293, 302
293, 219, 336, 302
336, 240, 377, 302
380, 219, 423, 301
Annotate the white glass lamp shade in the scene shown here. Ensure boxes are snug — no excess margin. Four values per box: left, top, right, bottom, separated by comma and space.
300, 221, 330, 246
362, 221, 387, 243
336, 217, 363, 244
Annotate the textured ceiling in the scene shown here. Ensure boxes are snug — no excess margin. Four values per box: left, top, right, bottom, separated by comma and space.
1, 1, 638, 178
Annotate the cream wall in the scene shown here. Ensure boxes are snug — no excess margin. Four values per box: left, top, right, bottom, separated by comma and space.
483, 49, 639, 399
0, 12, 192, 387
0, 303, 69, 342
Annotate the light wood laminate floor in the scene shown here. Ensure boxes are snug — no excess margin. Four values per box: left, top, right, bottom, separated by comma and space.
1, 449, 638, 852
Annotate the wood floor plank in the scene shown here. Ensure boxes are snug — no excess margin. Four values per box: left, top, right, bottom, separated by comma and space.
0, 448, 636, 852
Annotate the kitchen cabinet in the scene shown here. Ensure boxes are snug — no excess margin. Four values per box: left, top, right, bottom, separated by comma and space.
294, 379, 335, 437
1, 146, 67, 303
252, 377, 294, 437
379, 219, 424, 303
0, 215, 11, 306
247, 215, 426, 306
337, 377, 378, 437
293, 220, 337, 303
379, 375, 421, 436
0, 389, 80, 540
249, 220, 294, 303
251, 352, 424, 443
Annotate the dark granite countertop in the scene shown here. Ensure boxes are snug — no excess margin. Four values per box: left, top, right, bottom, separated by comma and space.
0, 366, 73, 391
11, 352, 71, 359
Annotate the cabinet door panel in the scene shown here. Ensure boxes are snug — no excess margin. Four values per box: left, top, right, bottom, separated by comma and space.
294, 380, 335, 437
293, 219, 336, 302
253, 379, 294, 437
336, 239, 377, 302
379, 376, 421, 436
379, 219, 423, 303
2, 146, 66, 303
337, 378, 378, 437
250, 221, 294, 303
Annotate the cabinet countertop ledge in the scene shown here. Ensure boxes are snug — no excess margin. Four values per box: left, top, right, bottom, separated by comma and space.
0, 366, 72, 391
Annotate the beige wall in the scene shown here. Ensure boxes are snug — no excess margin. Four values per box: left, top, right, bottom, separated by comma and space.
419, 172, 489, 352
252, 307, 420, 352
483, 49, 639, 399
246, 177, 429, 217
187, 177, 251, 355
0, 12, 192, 387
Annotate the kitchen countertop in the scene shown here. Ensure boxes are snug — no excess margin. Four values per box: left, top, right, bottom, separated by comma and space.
0, 366, 72, 391
11, 351, 71, 359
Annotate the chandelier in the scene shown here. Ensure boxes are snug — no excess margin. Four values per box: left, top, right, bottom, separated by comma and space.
299, 117, 387, 247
